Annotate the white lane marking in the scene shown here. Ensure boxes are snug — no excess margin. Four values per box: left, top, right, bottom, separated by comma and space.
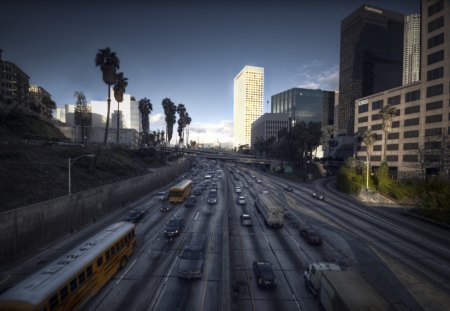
263, 231, 269, 243
290, 235, 300, 248
194, 211, 200, 221
115, 259, 137, 285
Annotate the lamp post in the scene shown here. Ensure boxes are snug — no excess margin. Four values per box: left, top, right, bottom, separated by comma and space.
68, 154, 94, 195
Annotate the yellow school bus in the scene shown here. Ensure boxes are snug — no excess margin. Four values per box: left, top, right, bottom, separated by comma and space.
0, 222, 136, 311
168, 179, 193, 204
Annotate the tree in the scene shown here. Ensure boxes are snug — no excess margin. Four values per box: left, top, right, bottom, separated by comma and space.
138, 98, 152, 147
176, 103, 186, 145
162, 98, 177, 144
95, 47, 120, 146
185, 113, 192, 147
42, 96, 56, 121
379, 105, 397, 160
362, 129, 377, 189
74, 91, 92, 145
190, 140, 196, 147
113, 72, 128, 144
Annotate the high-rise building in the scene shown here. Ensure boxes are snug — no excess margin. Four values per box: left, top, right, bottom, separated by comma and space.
233, 66, 264, 147
354, 0, 449, 178
271, 87, 335, 126
0, 52, 30, 108
403, 14, 421, 85
250, 113, 289, 148
338, 5, 404, 136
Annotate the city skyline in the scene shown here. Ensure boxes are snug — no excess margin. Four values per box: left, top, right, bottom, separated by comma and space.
1, 0, 419, 143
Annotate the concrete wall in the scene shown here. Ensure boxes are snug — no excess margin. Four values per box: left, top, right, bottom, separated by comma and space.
0, 159, 190, 267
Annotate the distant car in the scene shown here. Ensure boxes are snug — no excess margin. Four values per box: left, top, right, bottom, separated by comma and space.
253, 261, 276, 289
284, 185, 293, 192
300, 226, 322, 245
236, 195, 246, 205
193, 187, 203, 196
210, 182, 218, 190
207, 195, 218, 205
243, 183, 249, 188
164, 217, 184, 238
235, 187, 242, 194
240, 214, 253, 226
184, 195, 197, 207
153, 191, 168, 201
256, 179, 262, 184
125, 209, 145, 223
160, 203, 172, 212
312, 192, 325, 200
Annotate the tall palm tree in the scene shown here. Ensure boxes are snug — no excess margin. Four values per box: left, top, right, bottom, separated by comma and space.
162, 98, 177, 144
177, 104, 186, 145
95, 47, 119, 146
362, 129, 377, 189
113, 72, 128, 144
185, 113, 192, 148
378, 105, 397, 160
138, 98, 152, 147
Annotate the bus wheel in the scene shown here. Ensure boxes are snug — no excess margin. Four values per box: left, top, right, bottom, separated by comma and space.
120, 256, 128, 269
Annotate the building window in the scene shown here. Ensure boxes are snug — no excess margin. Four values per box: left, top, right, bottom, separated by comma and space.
427, 67, 443, 81
372, 114, 382, 121
428, 33, 444, 49
426, 84, 443, 97
387, 95, 401, 106
426, 114, 442, 123
358, 104, 368, 113
372, 124, 382, 130
425, 141, 441, 149
358, 126, 368, 132
425, 154, 440, 162
428, 16, 444, 32
405, 90, 420, 102
370, 155, 381, 162
403, 154, 418, 162
388, 132, 399, 139
403, 143, 418, 150
392, 121, 400, 128
405, 105, 420, 114
358, 116, 368, 123
372, 100, 383, 110
428, 0, 443, 17
373, 145, 382, 151
426, 100, 443, 110
404, 130, 419, 138
404, 118, 419, 126
425, 127, 442, 136
386, 155, 398, 162
387, 144, 399, 150
427, 50, 444, 65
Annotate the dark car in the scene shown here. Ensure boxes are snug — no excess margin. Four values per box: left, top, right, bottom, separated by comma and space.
160, 203, 172, 212
192, 187, 203, 196
125, 209, 145, 223
240, 214, 253, 226
164, 217, 184, 238
300, 226, 322, 245
284, 185, 293, 192
207, 194, 218, 205
184, 195, 197, 207
253, 261, 276, 289
312, 192, 325, 200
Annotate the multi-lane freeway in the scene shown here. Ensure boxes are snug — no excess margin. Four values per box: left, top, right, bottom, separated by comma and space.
2, 159, 450, 311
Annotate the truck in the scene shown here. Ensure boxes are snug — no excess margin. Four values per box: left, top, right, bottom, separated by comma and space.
254, 192, 284, 228
304, 263, 392, 311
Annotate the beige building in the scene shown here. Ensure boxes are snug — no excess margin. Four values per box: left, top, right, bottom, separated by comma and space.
355, 0, 449, 178
403, 14, 421, 85
250, 113, 289, 148
233, 66, 264, 147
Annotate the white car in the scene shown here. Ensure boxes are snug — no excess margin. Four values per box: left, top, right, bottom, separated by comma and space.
235, 187, 242, 194
236, 195, 246, 205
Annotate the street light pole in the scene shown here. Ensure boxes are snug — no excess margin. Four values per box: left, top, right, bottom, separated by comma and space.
68, 154, 94, 195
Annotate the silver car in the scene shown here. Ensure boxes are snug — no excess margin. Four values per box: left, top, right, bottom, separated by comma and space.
236, 195, 246, 205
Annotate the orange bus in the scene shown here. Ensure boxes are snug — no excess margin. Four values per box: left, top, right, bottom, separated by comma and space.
0, 222, 136, 311
168, 179, 193, 204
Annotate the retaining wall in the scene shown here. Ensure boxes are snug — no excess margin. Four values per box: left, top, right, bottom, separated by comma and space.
0, 159, 190, 267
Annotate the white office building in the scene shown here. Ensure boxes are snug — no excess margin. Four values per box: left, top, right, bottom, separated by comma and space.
403, 14, 421, 85
250, 113, 289, 148
233, 66, 264, 147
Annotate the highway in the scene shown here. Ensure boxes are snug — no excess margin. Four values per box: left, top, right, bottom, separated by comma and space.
1, 159, 450, 311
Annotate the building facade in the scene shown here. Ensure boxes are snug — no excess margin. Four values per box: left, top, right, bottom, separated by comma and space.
338, 5, 404, 136
403, 14, 421, 85
271, 88, 334, 126
250, 113, 289, 148
355, 0, 450, 178
233, 66, 264, 147
0, 52, 30, 110
29, 85, 53, 120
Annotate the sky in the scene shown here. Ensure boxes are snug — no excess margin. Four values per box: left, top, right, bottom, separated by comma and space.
1, 0, 420, 144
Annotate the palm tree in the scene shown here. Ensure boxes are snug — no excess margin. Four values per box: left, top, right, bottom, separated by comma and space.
95, 47, 120, 146
113, 72, 128, 144
378, 105, 397, 160
362, 129, 377, 189
185, 113, 192, 148
177, 104, 186, 145
162, 98, 177, 144
138, 98, 152, 147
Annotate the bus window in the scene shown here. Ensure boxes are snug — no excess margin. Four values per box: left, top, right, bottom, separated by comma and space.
78, 272, 86, 285
86, 266, 93, 278
106, 250, 111, 260
97, 256, 103, 267
49, 294, 58, 310
70, 279, 78, 292
59, 286, 68, 301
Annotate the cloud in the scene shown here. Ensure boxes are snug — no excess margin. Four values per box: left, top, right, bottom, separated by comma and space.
188, 120, 233, 144
294, 61, 339, 91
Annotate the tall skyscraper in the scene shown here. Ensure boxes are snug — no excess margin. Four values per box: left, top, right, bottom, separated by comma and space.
233, 66, 264, 147
403, 14, 421, 85
338, 5, 404, 136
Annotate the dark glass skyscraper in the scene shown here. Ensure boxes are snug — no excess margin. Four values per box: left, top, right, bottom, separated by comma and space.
338, 5, 404, 135
271, 87, 335, 125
